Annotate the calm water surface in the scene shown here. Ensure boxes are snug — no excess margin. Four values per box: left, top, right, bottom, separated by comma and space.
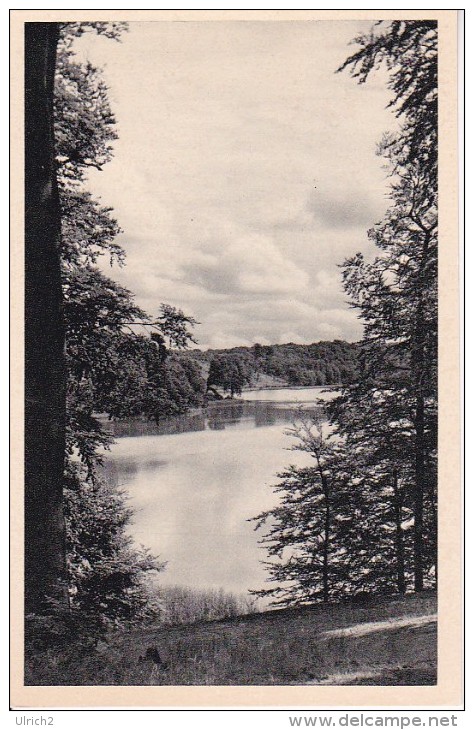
104, 387, 334, 596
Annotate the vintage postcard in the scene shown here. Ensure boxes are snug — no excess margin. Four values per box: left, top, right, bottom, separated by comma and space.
10, 9, 462, 709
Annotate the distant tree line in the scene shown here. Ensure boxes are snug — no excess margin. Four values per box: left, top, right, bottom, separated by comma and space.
250, 341, 359, 386
182, 340, 360, 398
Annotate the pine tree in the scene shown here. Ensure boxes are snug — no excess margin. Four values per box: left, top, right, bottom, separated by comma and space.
334, 20, 438, 590
251, 416, 420, 606
253, 21, 438, 602
251, 420, 352, 606
331, 140, 437, 590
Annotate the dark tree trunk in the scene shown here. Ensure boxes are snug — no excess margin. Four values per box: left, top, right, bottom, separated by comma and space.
413, 394, 425, 592
426, 471, 438, 585
322, 494, 330, 603
24, 23, 68, 614
393, 470, 406, 594
317, 457, 330, 603
411, 231, 431, 593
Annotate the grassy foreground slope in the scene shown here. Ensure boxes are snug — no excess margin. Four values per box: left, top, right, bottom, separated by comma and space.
26, 592, 436, 686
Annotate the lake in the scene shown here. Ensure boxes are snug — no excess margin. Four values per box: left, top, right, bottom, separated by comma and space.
103, 386, 334, 599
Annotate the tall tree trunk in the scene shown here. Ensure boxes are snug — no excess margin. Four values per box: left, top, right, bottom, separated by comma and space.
322, 494, 330, 603
317, 457, 330, 603
413, 394, 425, 592
24, 23, 68, 614
426, 471, 438, 585
393, 470, 406, 594
411, 231, 431, 593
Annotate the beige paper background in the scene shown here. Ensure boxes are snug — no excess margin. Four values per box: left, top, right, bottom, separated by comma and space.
10, 8, 461, 709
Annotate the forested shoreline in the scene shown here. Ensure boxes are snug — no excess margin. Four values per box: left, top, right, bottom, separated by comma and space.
184, 340, 359, 393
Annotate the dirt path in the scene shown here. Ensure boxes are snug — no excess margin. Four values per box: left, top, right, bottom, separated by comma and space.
304, 613, 437, 686
306, 663, 437, 686
320, 612, 437, 640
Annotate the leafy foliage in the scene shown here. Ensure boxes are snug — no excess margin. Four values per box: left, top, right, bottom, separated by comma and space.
55, 37, 118, 182
64, 462, 163, 631
157, 304, 200, 350
59, 22, 129, 42
207, 353, 251, 397
60, 189, 124, 267
161, 355, 207, 415
338, 20, 437, 184
252, 421, 350, 606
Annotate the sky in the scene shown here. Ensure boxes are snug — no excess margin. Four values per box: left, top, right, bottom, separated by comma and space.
77, 20, 397, 349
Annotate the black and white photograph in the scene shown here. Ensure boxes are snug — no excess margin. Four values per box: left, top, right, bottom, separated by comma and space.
12, 8, 461, 708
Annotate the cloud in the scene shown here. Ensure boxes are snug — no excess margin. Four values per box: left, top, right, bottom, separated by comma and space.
192, 297, 363, 349
81, 21, 396, 349
184, 233, 308, 296
307, 183, 387, 230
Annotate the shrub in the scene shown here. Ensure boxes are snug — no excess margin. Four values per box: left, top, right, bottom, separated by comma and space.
159, 585, 260, 626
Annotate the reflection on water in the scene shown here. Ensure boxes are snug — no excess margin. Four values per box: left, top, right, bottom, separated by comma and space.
103, 387, 332, 596
103, 387, 329, 438
243, 386, 338, 403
